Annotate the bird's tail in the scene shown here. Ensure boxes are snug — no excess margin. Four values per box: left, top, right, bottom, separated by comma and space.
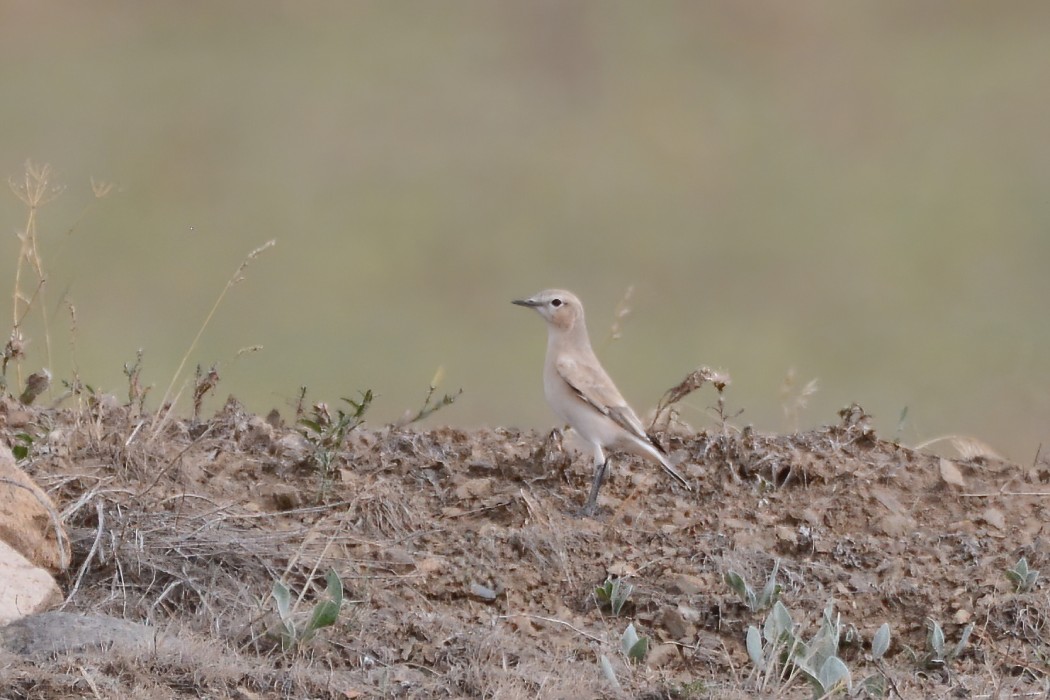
658, 453, 691, 489
629, 432, 692, 490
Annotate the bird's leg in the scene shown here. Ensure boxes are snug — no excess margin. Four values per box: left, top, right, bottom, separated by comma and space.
582, 455, 611, 516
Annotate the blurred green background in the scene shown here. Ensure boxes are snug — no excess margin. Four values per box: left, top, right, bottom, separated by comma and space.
2, 1, 1048, 460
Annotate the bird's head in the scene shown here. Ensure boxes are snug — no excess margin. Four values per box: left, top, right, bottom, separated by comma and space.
512, 289, 583, 332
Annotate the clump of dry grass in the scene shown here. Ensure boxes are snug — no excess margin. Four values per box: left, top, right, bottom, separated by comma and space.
5, 161, 61, 395
650, 365, 732, 434
4, 161, 114, 400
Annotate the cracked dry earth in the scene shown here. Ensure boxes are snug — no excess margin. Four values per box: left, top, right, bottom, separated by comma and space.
1, 398, 1048, 699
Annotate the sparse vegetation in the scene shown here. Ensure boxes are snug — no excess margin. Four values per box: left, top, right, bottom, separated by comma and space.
397, 366, 462, 426
923, 618, 974, 670
2, 162, 1047, 700
10, 431, 33, 461
650, 365, 733, 433
620, 621, 648, 662
594, 576, 635, 617
270, 569, 345, 652
148, 238, 275, 440
2, 392, 1048, 697
1006, 556, 1040, 593
746, 600, 889, 698
725, 559, 782, 612
298, 391, 373, 498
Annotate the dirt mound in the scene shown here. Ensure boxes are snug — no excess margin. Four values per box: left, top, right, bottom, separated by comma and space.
0, 398, 1047, 698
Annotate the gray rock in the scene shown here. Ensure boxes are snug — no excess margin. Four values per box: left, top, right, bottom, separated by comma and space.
0, 611, 161, 657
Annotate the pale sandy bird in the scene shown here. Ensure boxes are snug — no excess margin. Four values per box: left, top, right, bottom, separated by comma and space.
513, 289, 690, 514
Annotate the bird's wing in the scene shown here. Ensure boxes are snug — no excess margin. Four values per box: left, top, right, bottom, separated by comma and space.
555, 355, 652, 445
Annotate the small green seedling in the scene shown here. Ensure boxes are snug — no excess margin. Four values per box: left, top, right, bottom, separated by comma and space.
621, 622, 649, 662
924, 619, 973, 669
11, 432, 34, 461
598, 654, 621, 690
871, 622, 891, 661
856, 623, 892, 698
1005, 556, 1039, 593
726, 559, 782, 612
594, 577, 634, 617
271, 569, 344, 651
299, 392, 373, 497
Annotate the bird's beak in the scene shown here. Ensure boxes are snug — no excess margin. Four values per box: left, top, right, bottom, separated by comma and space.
512, 298, 540, 307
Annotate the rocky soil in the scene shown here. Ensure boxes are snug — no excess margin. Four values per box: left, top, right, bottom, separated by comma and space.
0, 397, 1048, 699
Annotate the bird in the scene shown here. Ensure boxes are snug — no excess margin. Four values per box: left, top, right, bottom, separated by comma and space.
512, 289, 690, 514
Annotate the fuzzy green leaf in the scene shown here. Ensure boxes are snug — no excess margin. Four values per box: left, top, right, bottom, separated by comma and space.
746, 625, 764, 667
951, 623, 973, 660
598, 654, 620, 689
627, 636, 649, 662
272, 580, 292, 622
724, 570, 751, 604
765, 600, 793, 644
621, 622, 640, 657
757, 560, 781, 609
305, 569, 344, 635
872, 623, 891, 660
817, 655, 851, 693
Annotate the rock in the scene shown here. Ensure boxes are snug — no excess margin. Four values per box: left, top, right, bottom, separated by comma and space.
0, 444, 70, 573
0, 611, 158, 656
876, 514, 914, 538
454, 478, 493, 500
257, 483, 302, 511
237, 415, 274, 450
274, 433, 311, 463
980, 507, 1006, 531
646, 642, 679, 669
0, 539, 62, 626
661, 606, 695, 640
469, 582, 498, 601
666, 573, 706, 596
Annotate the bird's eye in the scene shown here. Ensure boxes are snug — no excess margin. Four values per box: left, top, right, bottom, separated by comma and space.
550, 298, 563, 308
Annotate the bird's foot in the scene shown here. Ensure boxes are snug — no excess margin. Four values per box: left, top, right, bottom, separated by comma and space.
574, 503, 599, 519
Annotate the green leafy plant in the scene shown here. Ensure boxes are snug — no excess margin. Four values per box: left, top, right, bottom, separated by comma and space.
747, 600, 856, 698
924, 618, 973, 669
594, 576, 634, 617
1005, 556, 1040, 593
597, 654, 621, 691
856, 622, 893, 698
271, 569, 344, 651
298, 392, 373, 498
726, 559, 782, 612
620, 622, 649, 662
596, 620, 650, 689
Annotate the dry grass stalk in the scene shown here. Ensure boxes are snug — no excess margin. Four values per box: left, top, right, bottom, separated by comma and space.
605, 283, 635, 344
914, 434, 1003, 461
779, 367, 819, 432
7, 160, 63, 390
650, 365, 731, 431
149, 239, 275, 439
